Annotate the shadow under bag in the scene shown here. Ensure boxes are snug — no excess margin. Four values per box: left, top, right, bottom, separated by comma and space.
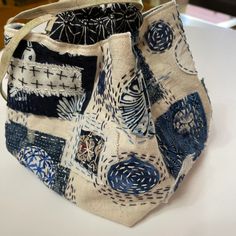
0, 0, 212, 226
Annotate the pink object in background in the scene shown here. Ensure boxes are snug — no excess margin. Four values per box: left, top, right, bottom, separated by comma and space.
186, 4, 232, 23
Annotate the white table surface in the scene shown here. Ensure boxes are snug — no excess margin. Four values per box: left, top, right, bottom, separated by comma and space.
1, 16, 236, 236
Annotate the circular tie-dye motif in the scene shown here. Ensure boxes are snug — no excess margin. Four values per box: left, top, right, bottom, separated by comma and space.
145, 20, 174, 53
18, 146, 56, 187
107, 155, 160, 194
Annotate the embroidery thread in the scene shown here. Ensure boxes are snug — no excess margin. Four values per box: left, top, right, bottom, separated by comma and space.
75, 130, 105, 175
155, 92, 208, 178
145, 20, 174, 53
108, 155, 160, 194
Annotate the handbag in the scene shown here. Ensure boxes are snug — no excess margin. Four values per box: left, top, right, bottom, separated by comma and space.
0, 0, 212, 226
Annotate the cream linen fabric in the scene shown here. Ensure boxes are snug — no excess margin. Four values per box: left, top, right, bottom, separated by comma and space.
1, 0, 212, 226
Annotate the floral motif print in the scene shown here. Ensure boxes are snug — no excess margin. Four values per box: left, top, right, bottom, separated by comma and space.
111, 3, 143, 33
49, 3, 143, 44
173, 109, 195, 135
18, 146, 56, 187
75, 130, 105, 175
49, 11, 79, 44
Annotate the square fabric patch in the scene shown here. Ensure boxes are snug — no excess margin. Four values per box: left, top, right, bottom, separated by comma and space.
75, 130, 105, 175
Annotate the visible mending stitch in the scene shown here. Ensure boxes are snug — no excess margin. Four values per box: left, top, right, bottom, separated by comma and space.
155, 92, 208, 179
8, 58, 84, 97
93, 151, 170, 206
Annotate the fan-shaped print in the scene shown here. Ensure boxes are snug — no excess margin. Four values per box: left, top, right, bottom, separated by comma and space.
57, 94, 86, 120
119, 70, 155, 137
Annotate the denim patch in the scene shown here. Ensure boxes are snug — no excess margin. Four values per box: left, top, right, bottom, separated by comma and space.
155, 92, 208, 178
5, 121, 28, 154
6, 121, 65, 164
53, 165, 71, 195
107, 155, 160, 194
33, 131, 65, 163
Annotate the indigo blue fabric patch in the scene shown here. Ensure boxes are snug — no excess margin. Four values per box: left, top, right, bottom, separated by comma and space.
53, 165, 71, 195
49, 3, 143, 45
119, 69, 155, 137
18, 146, 56, 187
155, 92, 208, 178
12, 40, 97, 111
33, 131, 65, 163
75, 130, 105, 175
108, 155, 160, 194
7, 88, 86, 120
6, 121, 70, 195
98, 70, 106, 95
6, 121, 28, 154
145, 20, 173, 53
6, 121, 65, 163
18, 146, 70, 195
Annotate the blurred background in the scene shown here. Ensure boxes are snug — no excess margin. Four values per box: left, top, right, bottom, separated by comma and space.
144, 0, 236, 26
0, 0, 236, 48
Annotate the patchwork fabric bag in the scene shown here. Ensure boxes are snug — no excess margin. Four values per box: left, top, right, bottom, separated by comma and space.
0, 0, 212, 226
